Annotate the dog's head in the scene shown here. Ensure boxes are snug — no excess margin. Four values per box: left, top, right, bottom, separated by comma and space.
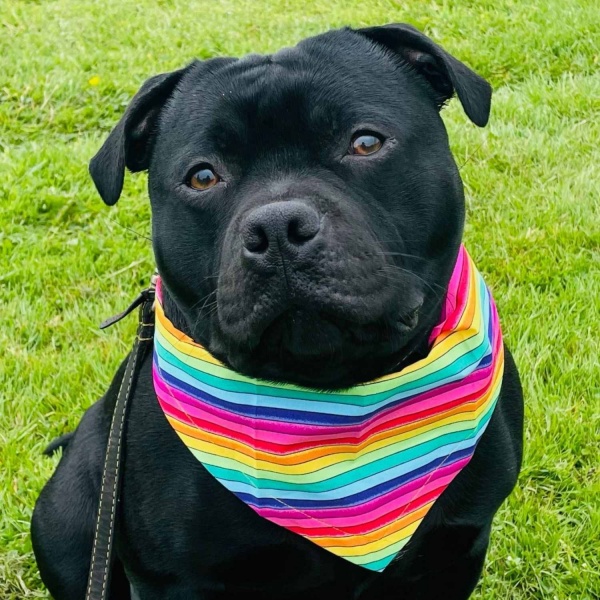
90, 24, 491, 388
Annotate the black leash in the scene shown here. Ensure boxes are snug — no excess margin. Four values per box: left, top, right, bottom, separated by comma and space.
85, 276, 157, 600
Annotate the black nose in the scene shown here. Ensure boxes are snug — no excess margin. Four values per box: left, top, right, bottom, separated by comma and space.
242, 201, 321, 267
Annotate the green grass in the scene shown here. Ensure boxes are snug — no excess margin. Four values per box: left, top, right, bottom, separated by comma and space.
1, 0, 599, 597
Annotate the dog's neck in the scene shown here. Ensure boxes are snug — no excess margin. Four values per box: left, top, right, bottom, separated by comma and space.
159, 286, 443, 389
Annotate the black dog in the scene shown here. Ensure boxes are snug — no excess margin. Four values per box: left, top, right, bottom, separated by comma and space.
32, 23, 523, 600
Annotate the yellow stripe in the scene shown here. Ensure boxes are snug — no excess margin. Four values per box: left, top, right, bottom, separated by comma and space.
332, 518, 422, 560
164, 344, 504, 479
183, 403, 499, 481
167, 384, 494, 465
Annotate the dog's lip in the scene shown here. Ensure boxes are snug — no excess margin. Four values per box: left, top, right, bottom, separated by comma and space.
248, 303, 423, 358
395, 301, 423, 332
215, 296, 424, 352
221, 302, 379, 350
208, 299, 431, 388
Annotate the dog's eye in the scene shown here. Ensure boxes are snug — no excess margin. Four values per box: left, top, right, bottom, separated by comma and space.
188, 165, 220, 190
349, 132, 383, 156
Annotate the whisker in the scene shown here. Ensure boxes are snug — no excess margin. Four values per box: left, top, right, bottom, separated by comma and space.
376, 265, 445, 299
375, 251, 431, 261
457, 142, 483, 171
105, 217, 152, 243
187, 289, 217, 312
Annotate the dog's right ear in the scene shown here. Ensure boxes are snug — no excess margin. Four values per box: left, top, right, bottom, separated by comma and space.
89, 65, 192, 205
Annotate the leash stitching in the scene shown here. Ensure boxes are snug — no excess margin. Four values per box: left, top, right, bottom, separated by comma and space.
86, 336, 142, 600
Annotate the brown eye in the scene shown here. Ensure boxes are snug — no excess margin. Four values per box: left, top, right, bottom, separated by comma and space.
350, 133, 383, 156
189, 165, 220, 190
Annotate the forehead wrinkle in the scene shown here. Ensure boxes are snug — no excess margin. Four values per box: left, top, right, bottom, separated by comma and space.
213, 66, 338, 150
163, 35, 422, 164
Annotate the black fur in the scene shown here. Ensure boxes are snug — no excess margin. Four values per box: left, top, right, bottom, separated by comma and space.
32, 24, 523, 600
42, 432, 74, 456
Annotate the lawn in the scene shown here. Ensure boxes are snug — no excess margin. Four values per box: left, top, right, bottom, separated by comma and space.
1, 0, 599, 597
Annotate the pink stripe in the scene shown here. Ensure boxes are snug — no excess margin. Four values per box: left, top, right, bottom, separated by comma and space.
429, 246, 467, 341
152, 244, 503, 571
266, 468, 460, 531
157, 379, 490, 457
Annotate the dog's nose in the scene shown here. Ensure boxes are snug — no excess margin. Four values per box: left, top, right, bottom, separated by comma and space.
242, 201, 321, 268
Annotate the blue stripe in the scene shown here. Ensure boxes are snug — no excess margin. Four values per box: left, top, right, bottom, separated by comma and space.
203, 417, 490, 501
153, 290, 494, 414
229, 445, 475, 510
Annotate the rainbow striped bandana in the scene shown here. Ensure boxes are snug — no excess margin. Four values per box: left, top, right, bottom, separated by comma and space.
153, 245, 504, 572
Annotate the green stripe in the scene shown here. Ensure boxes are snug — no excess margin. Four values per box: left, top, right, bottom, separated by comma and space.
155, 270, 487, 401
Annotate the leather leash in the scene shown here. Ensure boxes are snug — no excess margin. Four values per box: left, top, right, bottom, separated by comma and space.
85, 275, 157, 600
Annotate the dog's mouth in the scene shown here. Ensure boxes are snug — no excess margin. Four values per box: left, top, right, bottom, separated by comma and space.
213, 302, 425, 388
266, 309, 384, 358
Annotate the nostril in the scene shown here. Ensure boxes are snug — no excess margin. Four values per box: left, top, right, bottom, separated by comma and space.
244, 224, 269, 253
287, 215, 320, 246
287, 218, 305, 245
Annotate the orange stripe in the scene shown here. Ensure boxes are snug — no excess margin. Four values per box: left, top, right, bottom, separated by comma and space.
316, 502, 432, 550
163, 344, 504, 469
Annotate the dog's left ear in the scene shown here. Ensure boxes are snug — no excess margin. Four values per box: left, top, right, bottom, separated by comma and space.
356, 23, 492, 127
89, 64, 193, 206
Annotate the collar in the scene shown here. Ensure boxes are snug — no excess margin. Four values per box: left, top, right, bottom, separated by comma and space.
152, 245, 504, 572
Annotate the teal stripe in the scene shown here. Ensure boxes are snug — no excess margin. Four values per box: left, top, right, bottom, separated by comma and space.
155, 327, 492, 416
155, 328, 486, 407
360, 552, 399, 572
152, 251, 504, 574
